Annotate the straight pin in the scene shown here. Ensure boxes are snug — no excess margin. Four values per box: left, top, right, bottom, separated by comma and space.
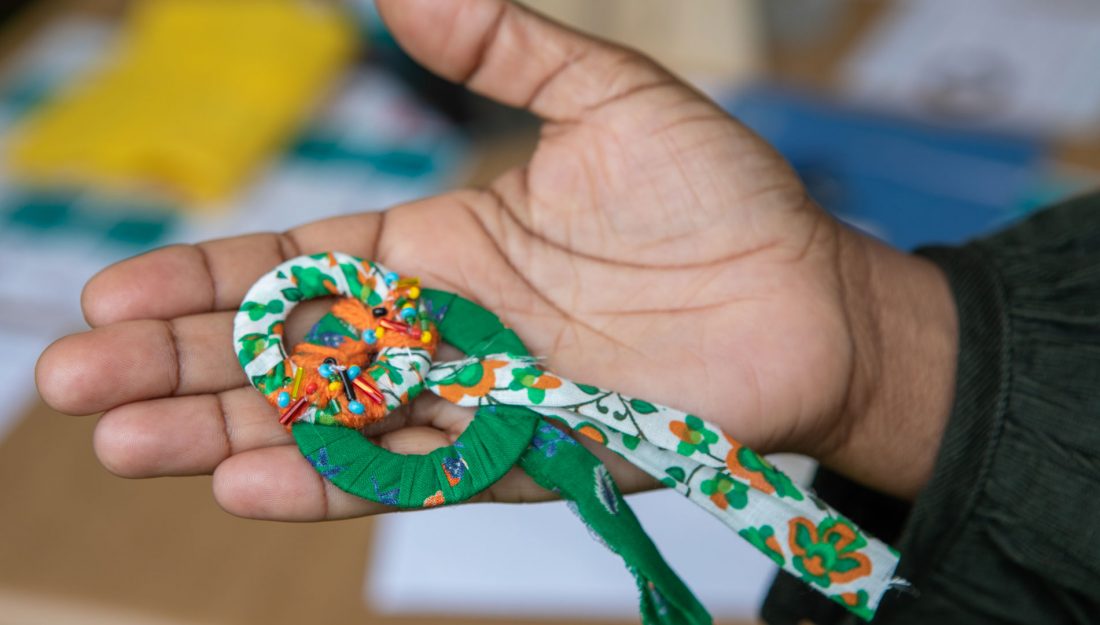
379, 318, 415, 335
338, 367, 356, 402
352, 377, 384, 404
279, 396, 309, 425
290, 366, 305, 399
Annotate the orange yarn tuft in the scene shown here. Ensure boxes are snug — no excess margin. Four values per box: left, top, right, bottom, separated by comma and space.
331, 298, 375, 332
330, 295, 440, 351
268, 292, 440, 432
267, 341, 373, 428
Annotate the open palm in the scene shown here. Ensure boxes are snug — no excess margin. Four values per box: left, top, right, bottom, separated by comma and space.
37, 0, 880, 520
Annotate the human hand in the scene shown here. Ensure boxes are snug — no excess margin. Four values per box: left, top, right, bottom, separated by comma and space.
36, 0, 958, 520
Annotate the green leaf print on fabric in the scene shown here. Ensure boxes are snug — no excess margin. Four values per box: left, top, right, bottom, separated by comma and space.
699, 473, 749, 511
738, 525, 785, 566
830, 590, 874, 621
291, 265, 338, 298
576, 383, 601, 395
661, 466, 687, 488
241, 299, 285, 321
253, 360, 286, 393
433, 360, 484, 388
370, 357, 405, 385
628, 398, 658, 414
507, 365, 562, 404
338, 261, 367, 301
237, 332, 267, 367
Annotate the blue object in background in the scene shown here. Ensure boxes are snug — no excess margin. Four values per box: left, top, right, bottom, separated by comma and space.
723, 86, 1066, 250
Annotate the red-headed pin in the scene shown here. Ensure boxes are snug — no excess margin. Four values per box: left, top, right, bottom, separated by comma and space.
352, 377, 384, 404
278, 396, 309, 426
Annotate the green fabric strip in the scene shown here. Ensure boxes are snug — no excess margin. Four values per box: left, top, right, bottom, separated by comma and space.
289, 286, 710, 625
426, 290, 710, 625
290, 290, 538, 508
292, 407, 537, 507
423, 288, 528, 356
519, 421, 711, 625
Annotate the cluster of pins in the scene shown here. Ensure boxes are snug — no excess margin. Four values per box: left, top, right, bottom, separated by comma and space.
275, 272, 431, 426
276, 364, 315, 425
364, 273, 433, 345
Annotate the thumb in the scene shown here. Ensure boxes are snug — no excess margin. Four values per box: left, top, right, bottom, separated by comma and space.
375, 0, 686, 122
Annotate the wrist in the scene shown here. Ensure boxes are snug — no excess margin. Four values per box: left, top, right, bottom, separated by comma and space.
824, 228, 959, 500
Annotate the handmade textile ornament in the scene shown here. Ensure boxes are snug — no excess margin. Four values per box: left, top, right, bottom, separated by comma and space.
234, 252, 903, 622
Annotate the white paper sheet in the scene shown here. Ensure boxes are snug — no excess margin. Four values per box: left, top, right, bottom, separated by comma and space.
366, 455, 815, 620
843, 0, 1100, 138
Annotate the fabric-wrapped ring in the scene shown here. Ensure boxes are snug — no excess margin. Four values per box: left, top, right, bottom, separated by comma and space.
233, 252, 536, 507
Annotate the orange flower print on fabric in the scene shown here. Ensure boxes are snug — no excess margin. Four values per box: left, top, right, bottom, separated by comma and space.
507, 365, 562, 403
574, 423, 607, 445
723, 433, 803, 500
668, 415, 718, 456
423, 490, 446, 507
788, 516, 872, 588
434, 359, 507, 404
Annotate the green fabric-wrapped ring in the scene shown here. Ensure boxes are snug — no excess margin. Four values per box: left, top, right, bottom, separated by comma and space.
234, 253, 538, 508
236, 254, 716, 624
292, 290, 542, 508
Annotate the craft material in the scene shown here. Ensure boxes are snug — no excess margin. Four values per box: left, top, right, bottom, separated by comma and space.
7, 0, 355, 201
234, 252, 902, 621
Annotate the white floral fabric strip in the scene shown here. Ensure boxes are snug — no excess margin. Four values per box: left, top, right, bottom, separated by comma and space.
425, 354, 902, 619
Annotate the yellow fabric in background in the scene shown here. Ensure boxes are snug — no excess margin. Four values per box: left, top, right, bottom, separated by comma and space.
7, 0, 355, 203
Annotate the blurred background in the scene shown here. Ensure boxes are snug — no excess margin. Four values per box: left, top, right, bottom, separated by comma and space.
1, 1, 1097, 624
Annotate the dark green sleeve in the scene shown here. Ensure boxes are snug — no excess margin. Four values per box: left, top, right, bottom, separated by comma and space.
762, 192, 1100, 625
